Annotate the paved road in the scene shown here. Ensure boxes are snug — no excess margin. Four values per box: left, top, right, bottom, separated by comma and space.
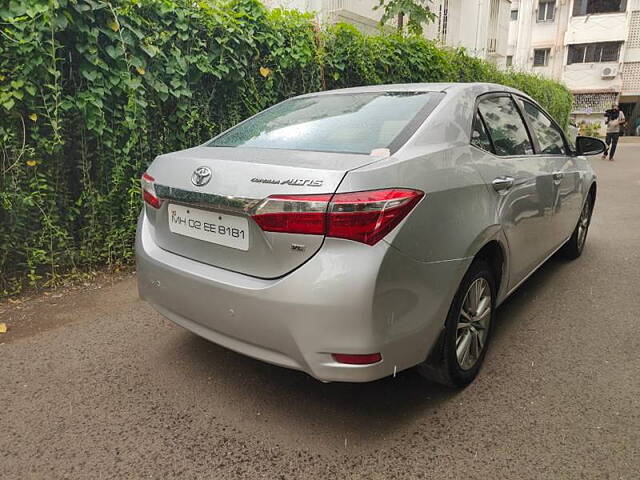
2, 144, 640, 479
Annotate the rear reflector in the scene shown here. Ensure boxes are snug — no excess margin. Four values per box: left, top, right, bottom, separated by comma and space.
141, 172, 162, 209
332, 353, 382, 365
252, 188, 423, 245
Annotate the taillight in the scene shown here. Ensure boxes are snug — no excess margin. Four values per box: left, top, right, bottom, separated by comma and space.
328, 189, 424, 245
252, 194, 332, 235
332, 353, 382, 365
141, 172, 162, 209
252, 188, 423, 245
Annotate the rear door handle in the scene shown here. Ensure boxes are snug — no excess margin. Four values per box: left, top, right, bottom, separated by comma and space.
492, 176, 514, 192
552, 171, 564, 182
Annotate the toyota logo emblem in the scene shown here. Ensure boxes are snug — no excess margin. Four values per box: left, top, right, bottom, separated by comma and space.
191, 166, 212, 187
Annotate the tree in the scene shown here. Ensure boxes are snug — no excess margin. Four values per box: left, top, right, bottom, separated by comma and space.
374, 0, 436, 35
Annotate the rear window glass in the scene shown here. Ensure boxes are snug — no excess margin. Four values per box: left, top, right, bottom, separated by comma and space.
208, 92, 438, 154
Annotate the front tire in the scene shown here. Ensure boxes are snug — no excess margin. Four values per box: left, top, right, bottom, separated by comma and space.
561, 193, 593, 260
418, 259, 495, 388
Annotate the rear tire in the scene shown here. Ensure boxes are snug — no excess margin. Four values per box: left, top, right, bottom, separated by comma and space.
560, 193, 593, 260
418, 259, 495, 388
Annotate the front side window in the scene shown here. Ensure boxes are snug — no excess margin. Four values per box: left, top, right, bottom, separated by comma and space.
567, 42, 622, 64
538, 0, 556, 21
208, 92, 439, 155
520, 101, 567, 155
477, 96, 534, 156
533, 48, 550, 66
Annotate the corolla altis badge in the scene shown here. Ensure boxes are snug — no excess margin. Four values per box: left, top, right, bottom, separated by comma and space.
251, 177, 323, 187
191, 166, 212, 187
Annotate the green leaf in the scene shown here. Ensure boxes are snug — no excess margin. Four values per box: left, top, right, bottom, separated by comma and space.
105, 45, 123, 59
81, 69, 98, 82
140, 44, 159, 58
2, 98, 15, 110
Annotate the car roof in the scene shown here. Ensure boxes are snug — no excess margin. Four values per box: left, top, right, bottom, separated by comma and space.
296, 82, 527, 98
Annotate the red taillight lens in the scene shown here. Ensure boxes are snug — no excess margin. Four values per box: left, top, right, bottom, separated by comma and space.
252, 194, 332, 235
141, 172, 162, 209
328, 189, 424, 245
332, 353, 382, 365
251, 188, 423, 245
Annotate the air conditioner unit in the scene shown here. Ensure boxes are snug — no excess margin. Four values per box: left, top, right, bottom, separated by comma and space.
601, 66, 618, 78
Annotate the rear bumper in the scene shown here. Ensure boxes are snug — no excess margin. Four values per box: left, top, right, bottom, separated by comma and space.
136, 213, 469, 382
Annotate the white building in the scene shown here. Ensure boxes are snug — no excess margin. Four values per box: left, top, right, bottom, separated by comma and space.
508, 0, 640, 134
263, 0, 512, 66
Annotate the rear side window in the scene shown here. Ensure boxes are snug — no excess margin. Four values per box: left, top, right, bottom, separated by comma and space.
208, 92, 440, 155
477, 96, 533, 156
520, 100, 567, 155
471, 113, 493, 152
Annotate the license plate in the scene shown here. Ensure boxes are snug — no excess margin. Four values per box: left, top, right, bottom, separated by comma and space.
168, 204, 249, 251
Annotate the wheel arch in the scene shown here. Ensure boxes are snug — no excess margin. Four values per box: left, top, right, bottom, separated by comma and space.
460, 225, 510, 303
421, 235, 508, 378
588, 181, 597, 207
473, 239, 507, 301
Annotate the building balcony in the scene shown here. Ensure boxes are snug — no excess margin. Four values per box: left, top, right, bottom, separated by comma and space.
565, 12, 626, 44
327, 0, 384, 22
563, 62, 623, 93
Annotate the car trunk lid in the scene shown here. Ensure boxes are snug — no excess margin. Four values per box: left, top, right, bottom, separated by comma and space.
144, 146, 379, 278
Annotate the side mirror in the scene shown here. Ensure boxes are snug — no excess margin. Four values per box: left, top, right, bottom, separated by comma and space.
574, 136, 606, 156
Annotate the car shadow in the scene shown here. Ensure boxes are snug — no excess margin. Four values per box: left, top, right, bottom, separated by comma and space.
163, 253, 569, 448
492, 254, 566, 343
174, 330, 455, 443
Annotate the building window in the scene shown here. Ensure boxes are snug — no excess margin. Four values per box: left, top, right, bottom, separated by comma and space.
572, 0, 627, 16
487, 0, 500, 54
567, 42, 622, 64
533, 48, 551, 66
511, 9, 518, 20
538, 0, 556, 21
437, 0, 449, 43
506, 55, 513, 67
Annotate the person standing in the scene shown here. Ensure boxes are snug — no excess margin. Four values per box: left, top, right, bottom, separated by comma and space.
602, 104, 625, 161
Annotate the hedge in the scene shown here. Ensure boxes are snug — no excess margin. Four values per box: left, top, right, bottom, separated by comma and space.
0, 0, 573, 296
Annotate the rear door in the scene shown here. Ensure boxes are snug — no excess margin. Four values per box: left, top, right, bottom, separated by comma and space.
471, 93, 557, 290
516, 98, 583, 246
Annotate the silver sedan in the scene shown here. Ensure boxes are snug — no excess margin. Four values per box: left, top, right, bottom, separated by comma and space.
136, 83, 604, 386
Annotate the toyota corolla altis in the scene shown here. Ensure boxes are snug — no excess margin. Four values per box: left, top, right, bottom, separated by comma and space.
136, 83, 604, 387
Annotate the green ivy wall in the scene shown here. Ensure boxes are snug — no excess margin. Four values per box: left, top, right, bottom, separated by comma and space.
0, 0, 573, 296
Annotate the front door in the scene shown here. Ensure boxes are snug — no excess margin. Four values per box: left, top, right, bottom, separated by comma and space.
517, 98, 584, 247
471, 94, 557, 290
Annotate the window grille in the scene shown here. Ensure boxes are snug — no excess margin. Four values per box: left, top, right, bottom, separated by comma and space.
623, 62, 640, 92
572, 92, 619, 113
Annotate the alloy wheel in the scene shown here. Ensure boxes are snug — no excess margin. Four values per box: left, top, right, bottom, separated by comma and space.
577, 200, 591, 250
456, 277, 492, 370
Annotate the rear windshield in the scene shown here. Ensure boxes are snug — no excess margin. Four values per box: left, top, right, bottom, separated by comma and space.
208, 92, 439, 154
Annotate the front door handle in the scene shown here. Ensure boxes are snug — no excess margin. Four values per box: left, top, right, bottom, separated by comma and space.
492, 176, 515, 192
552, 171, 564, 182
